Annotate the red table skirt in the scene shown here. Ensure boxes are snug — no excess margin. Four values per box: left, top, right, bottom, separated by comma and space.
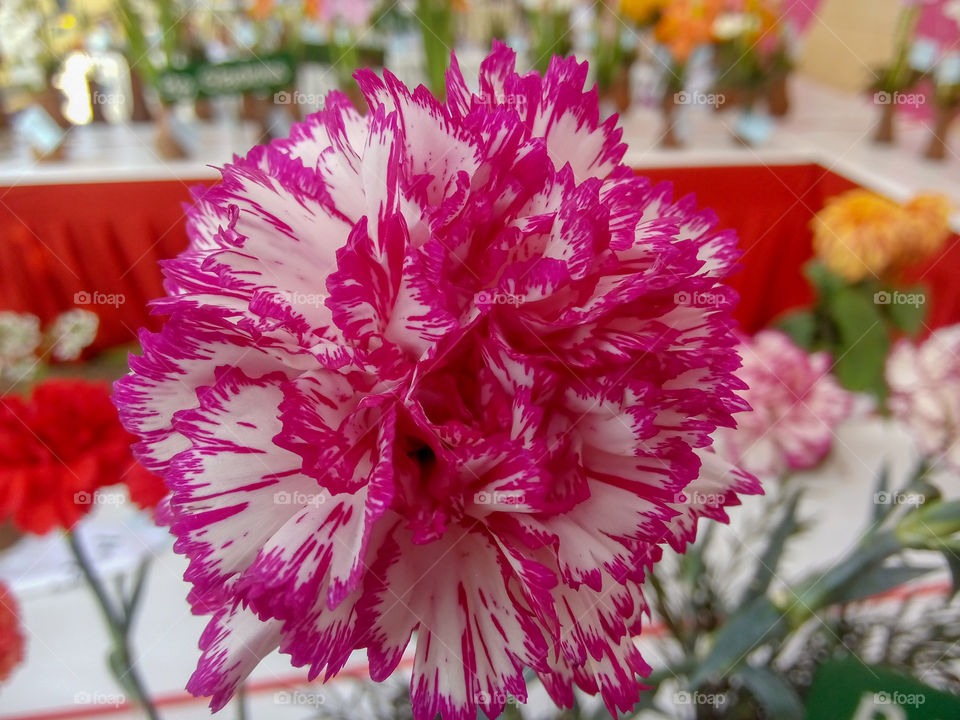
1, 179, 205, 351
1, 164, 958, 354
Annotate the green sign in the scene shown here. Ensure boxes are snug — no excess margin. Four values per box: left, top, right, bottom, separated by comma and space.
299, 42, 385, 66
806, 658, 960, 719
158, 53, 296, 102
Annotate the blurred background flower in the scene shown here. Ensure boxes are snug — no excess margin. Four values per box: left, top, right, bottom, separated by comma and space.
887, 323, 960, 471
0, 581, 25, 684
45, 309, 99, 362
0, 378, 151, 534
655, 0, 720, 65
812, 189, 951, 283
717, 330, 853, 478
621, 0, 667, 27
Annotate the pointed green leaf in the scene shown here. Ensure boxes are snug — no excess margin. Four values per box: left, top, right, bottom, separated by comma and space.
688, 596, 786, 688
739, 490, 803, 605
829, 564, 936, 604
791, 531, 902, 616
733, 665, 804, 720
872, 464, 892, 525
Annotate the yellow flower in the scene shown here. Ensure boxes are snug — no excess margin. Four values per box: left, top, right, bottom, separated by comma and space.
812, 190, 952, 283
621, 0, 668, 25
903, 194, 953, 260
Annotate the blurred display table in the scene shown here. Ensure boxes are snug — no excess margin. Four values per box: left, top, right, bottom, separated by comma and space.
0, 78, 958, 353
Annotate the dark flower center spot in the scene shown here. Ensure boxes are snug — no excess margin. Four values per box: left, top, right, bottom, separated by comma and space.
407, 444, 437, 474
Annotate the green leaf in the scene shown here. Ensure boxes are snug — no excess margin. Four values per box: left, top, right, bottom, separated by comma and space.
688, 596, 786, 688
116, 0, 157, 84
895, 499, 960, 548
872, 464, 892, 525
681, 522, 714, 585
107, 648, 137, 699
775, 311, 818, 350
739, 490, 803, 605
803, 260, 846, 300
829, 285, 890, 401
790, 532, 902, 618
900, 463, 941, 504
942, 550, 960, 599
733, 665, 804, 720
829, 564, 937, 604
883, 286, 929, 335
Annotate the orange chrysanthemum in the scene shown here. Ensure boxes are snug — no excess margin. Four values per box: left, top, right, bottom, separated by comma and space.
812, 190, 952, 283
655, 0, 723, 63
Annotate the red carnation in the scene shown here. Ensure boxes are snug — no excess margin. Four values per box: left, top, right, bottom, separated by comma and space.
0, 581, 24, 683
0, 379, 157, 534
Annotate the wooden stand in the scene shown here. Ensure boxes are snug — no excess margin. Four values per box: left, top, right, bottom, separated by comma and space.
874, 101, 896, 145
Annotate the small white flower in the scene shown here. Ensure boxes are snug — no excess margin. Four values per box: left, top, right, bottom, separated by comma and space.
46, 309, 99, 361
0, 312, 41, 364
0, 357, 38, 386
713, 12, 761, 41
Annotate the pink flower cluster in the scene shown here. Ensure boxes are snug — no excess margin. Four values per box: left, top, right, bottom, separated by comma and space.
888, 324, 960, 471
716, 330, 852, 478
116, 44, 759, 719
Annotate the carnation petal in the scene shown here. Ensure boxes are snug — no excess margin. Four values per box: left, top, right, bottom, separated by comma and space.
188, 603, 282, 712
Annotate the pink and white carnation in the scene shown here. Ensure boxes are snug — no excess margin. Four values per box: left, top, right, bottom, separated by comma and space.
115, 43, 759, 719
887, 324, 960, 471
716, 330, 853, 478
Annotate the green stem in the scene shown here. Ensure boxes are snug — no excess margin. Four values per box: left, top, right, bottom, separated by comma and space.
236, 683, 248, 720
416, 0, 453, 98
648, 569, 693, 655
66, 531, 160, 720
329, 24, 360, 90
884, 7, 920, 92
500, 700, 524, 720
